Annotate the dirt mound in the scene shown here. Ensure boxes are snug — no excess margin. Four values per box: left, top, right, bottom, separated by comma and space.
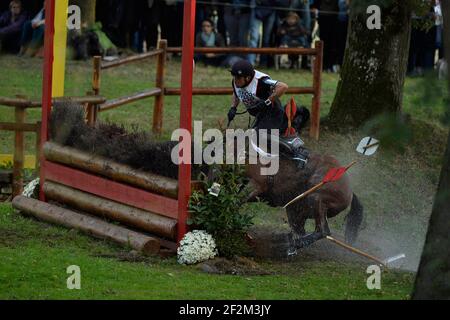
198, 257, 271, 276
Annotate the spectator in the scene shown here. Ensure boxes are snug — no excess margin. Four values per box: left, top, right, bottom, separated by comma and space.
277, 11, 308, 68
160, 0, 183, 48
0, 0, 26, 54
312, 0, 339, 72
133, 0, 160, 51
195, 18, 240, 67
248, 0, 277, 67
435, 0, 443, 59
223, 0, 252, 48
289, 0, 313, 69
95, 0, 131, 49
336, 0, 349, 67
195, 18, 227, 66
19, 0, 45, 57
408, 7, 438, 76
196, 0, 217, 34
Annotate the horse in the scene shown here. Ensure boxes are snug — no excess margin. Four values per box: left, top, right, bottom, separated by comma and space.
222, 131, 364, 252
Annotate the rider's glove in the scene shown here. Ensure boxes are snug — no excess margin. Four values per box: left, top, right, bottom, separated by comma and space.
255, 99, 272, 111
228, 106, 237, 123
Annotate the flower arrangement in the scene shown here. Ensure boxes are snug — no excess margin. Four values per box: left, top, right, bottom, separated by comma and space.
22, 178, 40, 198
189, 165, 254, 258
177, 230, 218, 265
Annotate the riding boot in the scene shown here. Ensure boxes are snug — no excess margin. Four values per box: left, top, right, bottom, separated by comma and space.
292, 146, 309, 169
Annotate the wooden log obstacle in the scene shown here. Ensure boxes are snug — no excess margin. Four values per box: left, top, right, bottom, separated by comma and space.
92, 40, 324, 140
12, 140, 201, 255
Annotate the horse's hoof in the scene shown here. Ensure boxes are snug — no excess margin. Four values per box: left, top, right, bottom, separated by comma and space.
287, 247, 298, 257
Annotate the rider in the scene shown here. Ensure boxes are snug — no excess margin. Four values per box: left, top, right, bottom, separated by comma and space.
227, 59, 310, 168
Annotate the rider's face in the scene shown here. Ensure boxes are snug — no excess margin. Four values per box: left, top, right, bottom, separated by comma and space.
234, 76, 251, 88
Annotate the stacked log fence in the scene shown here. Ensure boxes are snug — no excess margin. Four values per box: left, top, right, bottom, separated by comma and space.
13, 140, 202, 254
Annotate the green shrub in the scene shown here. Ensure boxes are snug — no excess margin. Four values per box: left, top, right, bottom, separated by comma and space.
188, 165, 254, 258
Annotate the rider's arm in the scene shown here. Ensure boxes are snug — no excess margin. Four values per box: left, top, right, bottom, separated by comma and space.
231, 91, 240, 109
268, 81, 289, 104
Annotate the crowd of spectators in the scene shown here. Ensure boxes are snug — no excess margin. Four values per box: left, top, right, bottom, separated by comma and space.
0, 0, 445, 75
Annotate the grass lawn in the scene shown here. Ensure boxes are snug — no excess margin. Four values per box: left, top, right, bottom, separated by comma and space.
0, 54, 447, 300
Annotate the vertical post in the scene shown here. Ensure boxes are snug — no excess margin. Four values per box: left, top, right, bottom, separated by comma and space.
35, 121, 41, 175
91, 56, 102, 124
52, 0, 69, 97
39, 0, 56, 201
153, 39, 168, 135
13, 106, 25, 197
85, 92, 95, 126
310, 40, 323, 141
92, 56, 101, 96
177, 0, 196, 243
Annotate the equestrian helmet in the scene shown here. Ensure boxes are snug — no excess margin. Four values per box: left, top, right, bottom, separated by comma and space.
230, 60, 255, 78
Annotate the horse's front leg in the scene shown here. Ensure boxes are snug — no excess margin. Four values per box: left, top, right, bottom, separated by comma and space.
292, 196, 330, 250
243, 180, 264, 203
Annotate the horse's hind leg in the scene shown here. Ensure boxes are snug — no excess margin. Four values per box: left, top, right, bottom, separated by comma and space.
345, 193, 364, 244
314, 197, 331, 237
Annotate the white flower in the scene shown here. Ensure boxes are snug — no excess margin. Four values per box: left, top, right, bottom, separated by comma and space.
22, 178, 39, 198
177, 230, 218, 265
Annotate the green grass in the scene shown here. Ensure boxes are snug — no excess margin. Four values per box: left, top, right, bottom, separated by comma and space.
0, 203, 414, 300
0, 54, 447, 300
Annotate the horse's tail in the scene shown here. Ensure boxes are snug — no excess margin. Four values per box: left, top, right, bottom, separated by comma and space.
345, 193, 364, 245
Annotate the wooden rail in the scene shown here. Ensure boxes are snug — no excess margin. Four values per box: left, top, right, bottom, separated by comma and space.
93, 40, 324, 139
164, 87, 316, 96
101, 49, 164, 70
167, 47, 319, 55
99, 88, 162, 112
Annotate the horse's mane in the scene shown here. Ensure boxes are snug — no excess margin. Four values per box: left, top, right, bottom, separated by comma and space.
50, 101, 201, 179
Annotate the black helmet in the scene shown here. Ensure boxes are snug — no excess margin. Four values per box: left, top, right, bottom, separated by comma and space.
230, 59, 255, 77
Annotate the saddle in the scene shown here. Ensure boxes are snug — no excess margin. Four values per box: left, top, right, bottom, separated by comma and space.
279, 136, 310, 169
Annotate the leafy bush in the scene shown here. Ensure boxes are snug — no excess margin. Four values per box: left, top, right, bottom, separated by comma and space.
188, 165, 254, 258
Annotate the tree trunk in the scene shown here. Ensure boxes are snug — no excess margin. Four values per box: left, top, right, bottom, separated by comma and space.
71, 0, 96, 28
328, 1, 412, 128
412, 1, 450, 300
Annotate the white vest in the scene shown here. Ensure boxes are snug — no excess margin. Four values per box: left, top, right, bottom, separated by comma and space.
233, 71, 270, 108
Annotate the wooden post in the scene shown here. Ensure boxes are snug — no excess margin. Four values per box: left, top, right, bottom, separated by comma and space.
91, 56, 101, 125
13, 106, 25, 197
153, 39, 167, 134
35, 121, 41, 174
178, 0, 196, 243
310, 41, 323, 141
93, 56, 101, 95
85, 91, 96, 126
